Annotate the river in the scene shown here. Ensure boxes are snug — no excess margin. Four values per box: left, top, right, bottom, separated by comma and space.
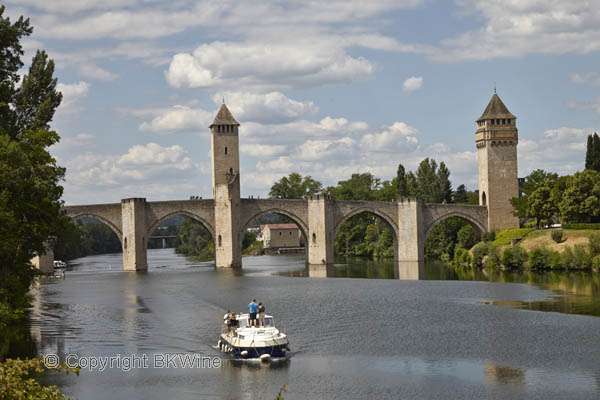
29, 249, 600, 399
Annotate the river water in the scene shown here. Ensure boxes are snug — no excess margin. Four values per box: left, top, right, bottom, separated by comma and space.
30, 249, 600, 399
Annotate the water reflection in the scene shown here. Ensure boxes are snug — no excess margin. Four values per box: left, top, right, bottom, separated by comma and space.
281, 257, 600, 318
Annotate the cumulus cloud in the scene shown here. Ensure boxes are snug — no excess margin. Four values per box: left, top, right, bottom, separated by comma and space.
518, 127, 590, 176
139, 106, 214, 134
402, 76, 423, 93
56, 81, 90, 112
64, 142, 202, 199
240, 144, 286, 157
166, 41, 373, 91
212, 91, 318, 124
78, 63, 118, 81
360, 122, 419, 151
52, 133, 95, 151
570, 72, 600, 85
432, 0, 600, 62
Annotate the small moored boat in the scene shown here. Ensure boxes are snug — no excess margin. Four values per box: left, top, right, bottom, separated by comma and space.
53, 260, 67, 270
218, 314, 290, 360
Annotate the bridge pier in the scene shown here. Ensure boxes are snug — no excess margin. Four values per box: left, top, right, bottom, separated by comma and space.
307, 196, 334, 264
396, 198, 425, 280
121, 198, 148, 271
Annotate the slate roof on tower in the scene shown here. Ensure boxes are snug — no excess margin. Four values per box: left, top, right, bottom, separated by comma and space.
210, 104, 239, 127
478, 93, 516, 121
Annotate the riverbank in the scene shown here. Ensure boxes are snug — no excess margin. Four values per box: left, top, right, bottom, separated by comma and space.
460, 228, 600, 271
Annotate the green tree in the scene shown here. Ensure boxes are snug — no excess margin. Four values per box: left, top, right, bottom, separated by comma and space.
0, 6, 70, 326
410, 158, 453, 203
527, 185, 557, 228
269, 172, 322, 199
510, 169, 559, 221
585, 132, 600, 172
454, 184, 468, 203
327, 172, 380, 201
457, 224, 477, 249
559, 170, 600, 222
396, 163, 409, 197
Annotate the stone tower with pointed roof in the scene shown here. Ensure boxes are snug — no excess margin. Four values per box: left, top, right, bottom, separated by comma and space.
476, 92, 520, 231
210, 104, 242, 267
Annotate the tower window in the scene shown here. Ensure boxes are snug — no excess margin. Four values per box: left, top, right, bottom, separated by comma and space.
312, 233, 316, 243
229, 168, 233, 174
225, 147, 228, 155
218, 235, 222, 247
491, 119, 495, 125
124, 237, 127, 249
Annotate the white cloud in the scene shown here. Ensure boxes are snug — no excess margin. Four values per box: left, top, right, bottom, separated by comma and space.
431, 0, 600, 62
166, 41, 373, 91
139, 106, 214, 134
56, 81, 90, 112
212, 91, 318, 123
52, 133, 95, 151
570, 72, 600, 85
118, 143, 192, 166
567, 97, 600, 114
402, 76, 423, 93
78, 63, 118, 82
240, 144, 286, 157
296, 137, 357, 161
519, 127, 590, 176
360, 122, 419, 151
64, 142, 201, 195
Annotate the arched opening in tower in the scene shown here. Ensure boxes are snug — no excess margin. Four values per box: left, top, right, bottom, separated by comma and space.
481, 191, 487, 206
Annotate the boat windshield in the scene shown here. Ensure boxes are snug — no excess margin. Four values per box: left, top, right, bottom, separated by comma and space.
265, 317, 273, 326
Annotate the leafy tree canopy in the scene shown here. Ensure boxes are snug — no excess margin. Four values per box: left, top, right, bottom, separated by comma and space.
0, 6, 68, 324
269, 172, 322, 199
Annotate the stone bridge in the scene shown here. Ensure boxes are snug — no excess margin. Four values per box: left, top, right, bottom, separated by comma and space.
31, 100, 513, 280
63, 196, 487, 279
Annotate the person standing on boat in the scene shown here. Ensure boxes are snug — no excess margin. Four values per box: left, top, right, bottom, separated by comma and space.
224, 310, 231, 333
248, 299, 259, 327
229, 312, 238, 336
258, 302, 266, 327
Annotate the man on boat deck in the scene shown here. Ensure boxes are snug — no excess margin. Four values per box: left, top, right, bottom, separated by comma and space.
258, 302, 266, 327
223, 310, 231, 333
248, 299, 259, 327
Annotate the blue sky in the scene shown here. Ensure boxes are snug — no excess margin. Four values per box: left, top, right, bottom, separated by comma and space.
6, 0, 600, 204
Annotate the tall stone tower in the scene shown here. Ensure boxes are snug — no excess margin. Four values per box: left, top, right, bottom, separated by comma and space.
476, 91, 520, 231
210, 104, 242, 267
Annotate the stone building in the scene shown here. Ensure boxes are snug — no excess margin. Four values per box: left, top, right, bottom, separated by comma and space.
475, 91, 520, 231
261, 224, 301, 248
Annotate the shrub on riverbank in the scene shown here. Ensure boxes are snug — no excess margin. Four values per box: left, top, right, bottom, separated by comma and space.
453, 247, 472, 267
589, 233, 600, 257
551, 230, 563, 243
501, 246, 528, 269
528, 247, 553, 270
0, 357, 78, 399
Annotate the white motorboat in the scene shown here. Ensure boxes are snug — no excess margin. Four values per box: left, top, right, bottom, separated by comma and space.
53, 260, 67, 270
218, 313, 290, 360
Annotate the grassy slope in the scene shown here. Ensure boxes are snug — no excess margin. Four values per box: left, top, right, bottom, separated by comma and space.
513, 229, 598, 252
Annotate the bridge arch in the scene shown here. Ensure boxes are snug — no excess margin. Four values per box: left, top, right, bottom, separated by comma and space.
333, 207, 398, 242
146, 210, 215, 250
69, 213, 123, 244
332, 207, 398, 259
424, 211, 487, 241
239, 207, 309, 241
